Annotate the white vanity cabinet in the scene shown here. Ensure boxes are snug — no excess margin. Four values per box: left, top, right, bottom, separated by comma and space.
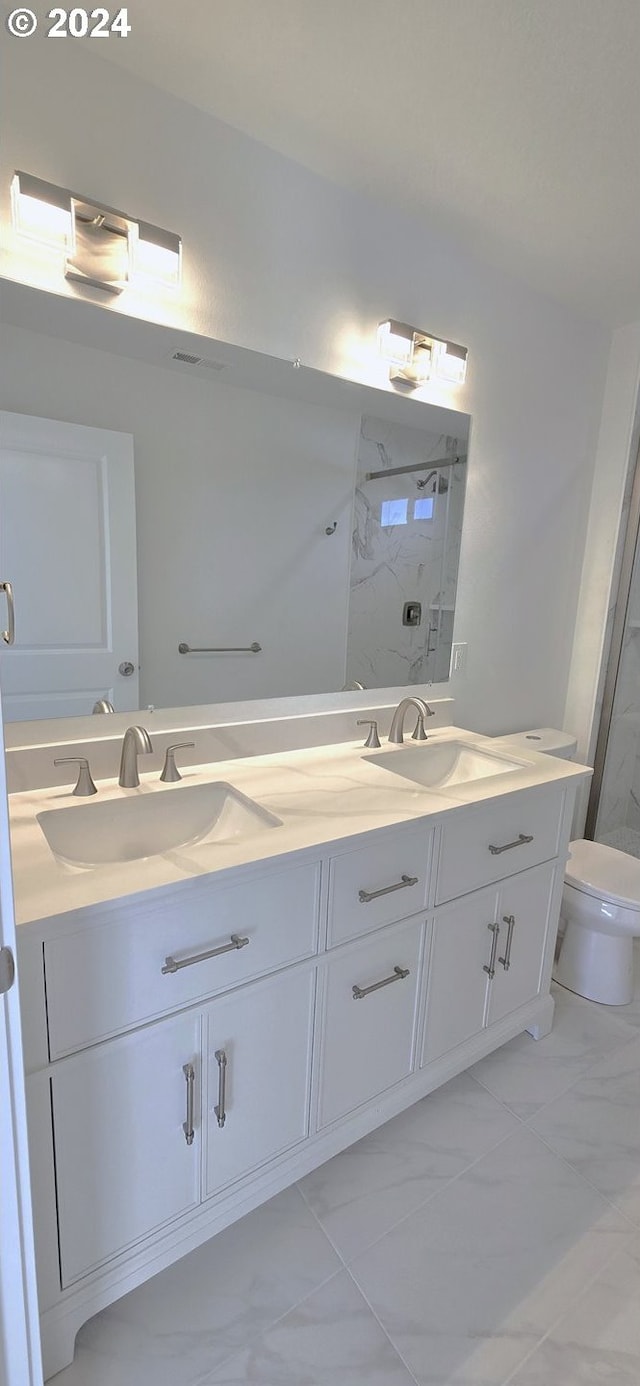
204, 966, 316, 1198
51, 1011, 202, 1288
17, 776, 578, 1380
423, 861, 558, 1064
486, 861, 557, 1025
315, 917, 425, 1129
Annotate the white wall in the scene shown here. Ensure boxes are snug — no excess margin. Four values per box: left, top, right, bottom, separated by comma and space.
0, 38, 612, 735
0, 323, 360, 707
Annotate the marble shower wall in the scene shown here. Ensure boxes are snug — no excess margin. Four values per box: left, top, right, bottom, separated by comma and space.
345, 415, 467, 689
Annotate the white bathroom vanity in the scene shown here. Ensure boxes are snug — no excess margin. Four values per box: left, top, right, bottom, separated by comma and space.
9, 719, 590, 1378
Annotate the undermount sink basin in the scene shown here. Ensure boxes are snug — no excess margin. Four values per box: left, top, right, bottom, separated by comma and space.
365, 740, 526, 791
37, 782, 282, 867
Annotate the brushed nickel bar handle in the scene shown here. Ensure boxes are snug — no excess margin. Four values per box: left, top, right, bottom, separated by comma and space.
358, 874, 418, 904
352, 965, 410, 1000
182, 1063, 195, 1146
178, 642, 261, 654
0, 581, 15, 645
214, 1049, 227, 1128
499, 914, 516, 971
162, 933, 249, 975
488, 833, 533, 856
483, 922, 500, 979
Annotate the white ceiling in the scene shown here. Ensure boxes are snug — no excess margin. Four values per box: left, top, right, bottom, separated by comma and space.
93, 0, 640, 326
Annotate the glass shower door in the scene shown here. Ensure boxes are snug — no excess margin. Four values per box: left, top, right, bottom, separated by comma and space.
588, 433, 640, 854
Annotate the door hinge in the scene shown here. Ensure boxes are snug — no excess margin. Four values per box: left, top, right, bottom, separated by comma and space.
0, 946, 16, 995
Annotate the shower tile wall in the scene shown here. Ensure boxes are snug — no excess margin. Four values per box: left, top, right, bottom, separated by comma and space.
345, 415, 465, 689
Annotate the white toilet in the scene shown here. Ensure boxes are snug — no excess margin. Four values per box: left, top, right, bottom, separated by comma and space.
494, 727, 640, 1006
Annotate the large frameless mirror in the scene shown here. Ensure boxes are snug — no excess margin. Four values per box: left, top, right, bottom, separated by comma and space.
0, 280, 469, 724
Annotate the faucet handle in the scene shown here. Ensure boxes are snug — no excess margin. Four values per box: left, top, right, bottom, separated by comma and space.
92, 698, 115, 714
411, 715, 428, 742
160, 742, 195, 783
356, 720, 381, 749
54, 757, 98, 797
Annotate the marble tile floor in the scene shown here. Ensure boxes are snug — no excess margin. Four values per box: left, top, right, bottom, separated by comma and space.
51, 976, 640, 1386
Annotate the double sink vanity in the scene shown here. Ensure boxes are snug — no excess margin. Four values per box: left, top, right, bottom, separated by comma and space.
9, 703, 590, 1378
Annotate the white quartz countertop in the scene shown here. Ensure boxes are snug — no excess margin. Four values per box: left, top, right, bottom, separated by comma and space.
8, 726, 591, 926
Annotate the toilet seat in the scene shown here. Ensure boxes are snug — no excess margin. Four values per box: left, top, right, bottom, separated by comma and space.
556, 839, 640, 1003
564, 838, 640, 910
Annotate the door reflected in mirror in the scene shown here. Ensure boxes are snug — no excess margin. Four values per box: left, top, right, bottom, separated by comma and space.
0, 281, 469, 723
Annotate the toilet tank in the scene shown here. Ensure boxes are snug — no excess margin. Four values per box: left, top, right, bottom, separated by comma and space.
492, 727, 577, 760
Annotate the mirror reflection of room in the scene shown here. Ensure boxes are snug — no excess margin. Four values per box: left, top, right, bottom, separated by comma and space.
0, 288, 468, 721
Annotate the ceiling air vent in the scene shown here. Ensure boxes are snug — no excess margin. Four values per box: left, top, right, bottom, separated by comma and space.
172, 350, 202, 365
170, 350, 226, 371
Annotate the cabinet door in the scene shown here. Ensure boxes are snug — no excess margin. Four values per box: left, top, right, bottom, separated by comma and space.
487, 862, 557, 1026
316, 919, 423, 1129
52, 1013, 201, 1287
205, 967, 315, 1199
422, 887, 496, 1064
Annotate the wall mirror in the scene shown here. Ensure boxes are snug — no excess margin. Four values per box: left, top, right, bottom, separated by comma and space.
0, 279, 469, 725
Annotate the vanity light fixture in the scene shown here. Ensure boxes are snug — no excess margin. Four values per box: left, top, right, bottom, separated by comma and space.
10, 171, 182, 295
377, 318, 468, 388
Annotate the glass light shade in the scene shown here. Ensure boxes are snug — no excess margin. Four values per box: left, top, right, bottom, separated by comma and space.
134, 222, 182, 288
389, 339, 432, 388
377, 319, 415, 367
11, 172, 72, 249
435, 340, 468, 385
408, 341, 432, 384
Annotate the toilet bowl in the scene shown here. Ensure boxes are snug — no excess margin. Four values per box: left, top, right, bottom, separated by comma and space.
493, 728, 640, 1005
555, 839, 640, 1005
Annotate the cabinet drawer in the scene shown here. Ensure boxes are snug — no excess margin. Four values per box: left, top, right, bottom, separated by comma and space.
45, 859, 321, 1058
435, 787, 565, 904
316, 919, 424, 1129
328, 826, 431, 945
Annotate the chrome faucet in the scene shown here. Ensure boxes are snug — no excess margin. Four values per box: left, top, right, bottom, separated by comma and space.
119, 725, 153, 788
388, 697, 435, 745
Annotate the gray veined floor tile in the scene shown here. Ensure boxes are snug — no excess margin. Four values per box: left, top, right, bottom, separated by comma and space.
346, 1125, 632, 1386
530, 1031, 640, 1228
51, 1186, 341, 1386
200, 1271, 418, 1385
508, 1235, 640, 1385
469, 982, 638, 1119
298, 1071, 519, 1261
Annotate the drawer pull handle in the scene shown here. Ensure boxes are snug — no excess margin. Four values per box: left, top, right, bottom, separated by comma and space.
352, 964, 410, 1000
182, 1063, 195, 1146
499, 914, 516, 971
483, 921, 500, 979
488, 833, 533, 856
214, 1048, 227, 1128
358, 874, 418, 904
162, 933, 250, 975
